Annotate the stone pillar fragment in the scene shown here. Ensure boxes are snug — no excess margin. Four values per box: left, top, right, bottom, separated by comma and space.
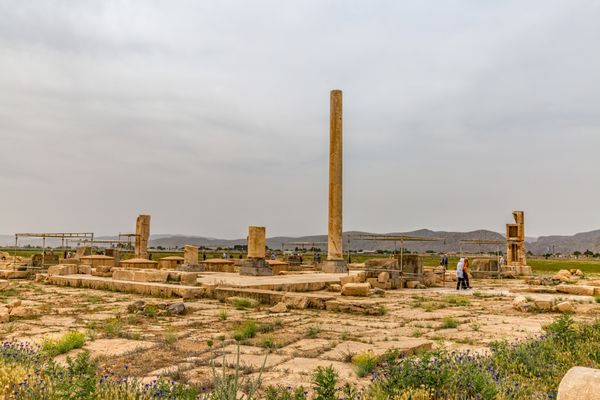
248, 226, 266, 259
240, 226, 271, 276
322, 89, 348, 273
184, 245, 199, 265
135, 214, 151, 259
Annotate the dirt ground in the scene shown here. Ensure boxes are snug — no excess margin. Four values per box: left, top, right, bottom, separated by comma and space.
1, 277, 599, 390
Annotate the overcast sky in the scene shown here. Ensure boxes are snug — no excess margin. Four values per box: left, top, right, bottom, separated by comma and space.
1, 0, 599, 239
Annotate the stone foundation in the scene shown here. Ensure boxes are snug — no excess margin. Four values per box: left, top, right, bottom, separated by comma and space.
321, 259, 347, 273
240, 258, 272, 276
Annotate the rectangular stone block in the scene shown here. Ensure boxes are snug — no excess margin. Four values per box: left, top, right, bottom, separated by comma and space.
180, 272, 198, 286
91, 271, 113, 277
341, 283, 370, 296
144, 270, 170, 283
247, 226, 266, 259
556, 285, 595, 297
168, 271, 181, 282
340, 275, 356, 286
78, 265, 92, 275
48, 264, 78, 276
184, 245, 199, 265
112, 269, 134, 281
96, 265, 112, 273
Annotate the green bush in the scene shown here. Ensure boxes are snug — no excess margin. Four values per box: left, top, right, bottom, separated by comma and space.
444, 295, 471, 306
260, 334, 277, 349
440, 317, 459, 329
366, 314, 600, 400
233, 320, 258, 341
230, 297, 259, 310
42, 331, 86, 357
352, 351, 379, 377
103, 318, 123, 337
312, 365, 338, 400
307, 325, 321, 338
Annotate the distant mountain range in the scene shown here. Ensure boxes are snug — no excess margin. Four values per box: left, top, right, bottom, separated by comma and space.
4, 229, 599, 255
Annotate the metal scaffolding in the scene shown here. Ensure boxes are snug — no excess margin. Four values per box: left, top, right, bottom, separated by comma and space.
14, 232, 94, 270
352, 234, 446, 285
459, 239, 506, 278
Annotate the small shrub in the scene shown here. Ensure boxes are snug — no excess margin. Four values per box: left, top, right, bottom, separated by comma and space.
42, 331, 86, 357
313, 365, 338, 400
265, 385, 308, 400
259, 319, 284, 333
218, 309, 228, 320
163, 327, 177, 347
233, 320, 258, 341
444, 295, 471, 306
103, 318, 123, 338
420, 301, 446, 312
595, 296, 600, 304
440, 318, 459, 329
377, 305, 389, 315
470, 323, 481, 331
340, 349, 355, 363
307, 325, 321, 338
85, 295, 102, 304
230, 297, 259, 310
144, 304, 159, 318
352, 351, 379, 377
261, 333, 277, 349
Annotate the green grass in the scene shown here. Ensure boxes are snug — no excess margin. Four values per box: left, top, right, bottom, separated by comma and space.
440, 318, 460, 329
352, 351, 379, 377
103, 318, 124, 338
218, 309, 228, 321
366, 315, 600, 399
42, 331, 86, 357
229, 297, 259, 310
444, 295, 471, 306
233, 320, 258, 341
144, 305, 158, 318
306, 325, 321, 338
163, 327, 177, 347
527, 258, 600, 274
260, 334, 277, 349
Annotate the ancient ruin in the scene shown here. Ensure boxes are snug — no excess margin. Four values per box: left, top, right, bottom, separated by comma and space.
505, 210, 532, 276
240, 226, 274, 276
322, 89, 348, 273
134, 214, 151, 259
0, 97, 592, 400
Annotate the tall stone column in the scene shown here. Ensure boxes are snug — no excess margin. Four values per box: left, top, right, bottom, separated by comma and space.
135, 214, 150, 259
322, 90, 348, 273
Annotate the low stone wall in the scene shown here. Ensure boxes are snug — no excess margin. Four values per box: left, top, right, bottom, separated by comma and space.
47, 275, 203, 299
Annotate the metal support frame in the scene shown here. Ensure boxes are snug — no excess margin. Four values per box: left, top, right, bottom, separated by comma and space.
458, 239, 506, 278
353, 234, 445, 286
14, 232, 94, 269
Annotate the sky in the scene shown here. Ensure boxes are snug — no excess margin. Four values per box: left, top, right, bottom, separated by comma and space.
1, 0, 599, 239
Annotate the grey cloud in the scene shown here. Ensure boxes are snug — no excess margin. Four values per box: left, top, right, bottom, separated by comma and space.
1, 0, 599, 238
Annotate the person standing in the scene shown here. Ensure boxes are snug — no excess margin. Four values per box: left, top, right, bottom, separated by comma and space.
463, 258, 471, 289
456, 258, 466, 290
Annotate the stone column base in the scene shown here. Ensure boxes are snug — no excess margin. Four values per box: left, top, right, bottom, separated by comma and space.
176, 264, 205, 272
239, 259, 272, 276
321, 259, 348, 273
